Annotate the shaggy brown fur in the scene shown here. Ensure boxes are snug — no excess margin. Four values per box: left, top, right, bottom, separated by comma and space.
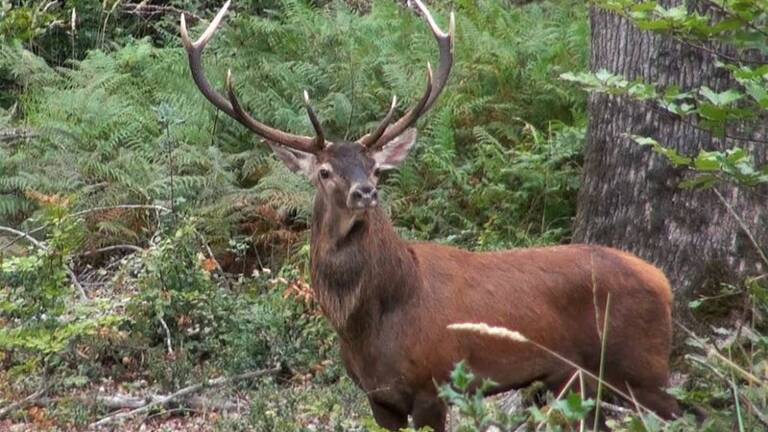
311, 197, 679, 431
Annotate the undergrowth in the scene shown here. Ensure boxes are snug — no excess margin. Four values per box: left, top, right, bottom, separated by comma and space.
0, 1, 766, 430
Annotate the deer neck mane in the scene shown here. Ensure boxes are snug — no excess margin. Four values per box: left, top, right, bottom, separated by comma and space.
310, 194, 419, 336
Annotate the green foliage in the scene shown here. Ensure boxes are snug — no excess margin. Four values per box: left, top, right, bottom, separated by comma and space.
126, 223, 335, 381
0, 0, 588, 428
439, 361, 600, 432
628, 135, 768, 189
438, 361, 523, 431
564, 0, 768, 191
1, 0, 587, 254
0, 207, 121, 375
596, 0, 768, 50
232, 375, 367, 431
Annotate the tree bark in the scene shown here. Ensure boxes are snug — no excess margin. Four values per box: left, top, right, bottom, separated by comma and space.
574, 4, 768, 326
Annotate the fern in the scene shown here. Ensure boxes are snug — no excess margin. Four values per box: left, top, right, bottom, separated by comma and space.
2, 0, 588, 254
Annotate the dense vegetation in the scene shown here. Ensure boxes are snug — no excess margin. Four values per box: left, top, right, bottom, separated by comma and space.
0, 0, 765, 431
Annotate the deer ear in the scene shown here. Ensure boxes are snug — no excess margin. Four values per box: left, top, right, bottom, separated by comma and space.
372, 128, 417, 170
269, 144, 317, 177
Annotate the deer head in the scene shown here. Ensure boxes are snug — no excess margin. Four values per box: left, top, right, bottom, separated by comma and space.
180, 0, 454, 215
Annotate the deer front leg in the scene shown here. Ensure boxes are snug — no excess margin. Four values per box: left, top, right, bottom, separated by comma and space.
369, 399, 408, 431
412, 394, 447, 432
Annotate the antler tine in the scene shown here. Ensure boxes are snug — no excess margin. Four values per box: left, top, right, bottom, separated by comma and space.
367, 64, 433, 150
303, 90, 325, 149
412, 0, 454, 115
360, 0, 453, 149
181, 1, 321, 153
357, 96, 398, 148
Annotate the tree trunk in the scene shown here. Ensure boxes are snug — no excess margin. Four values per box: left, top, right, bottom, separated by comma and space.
573, 4, 768, 326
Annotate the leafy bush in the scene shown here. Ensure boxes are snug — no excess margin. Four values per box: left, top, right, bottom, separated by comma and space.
1, 0, 587, 255
0, 0, 589, 428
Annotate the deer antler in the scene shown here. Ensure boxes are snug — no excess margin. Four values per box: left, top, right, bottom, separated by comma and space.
358, 0, 454, 150
181, 0, 324, 153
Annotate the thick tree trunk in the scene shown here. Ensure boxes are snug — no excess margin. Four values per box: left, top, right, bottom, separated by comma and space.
573, 5, 768, 325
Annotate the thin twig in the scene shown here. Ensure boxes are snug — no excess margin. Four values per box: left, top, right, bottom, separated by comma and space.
627, 385, 651, 431
740, 393, 768, 428
593, 294, 611, 432
158, 316, 174, 355
449, 323, 670, 425
536, 370, 579, 431
673, 35, 761, 65
122, 3, 202, 21
0, 225, 46, 249
67, 265, 87, 300
0, 385, 48, 419
2, 205, 170, 251
712, 188, 768, 270
704, 1, 768, 39
79, 244, 144, 256
1, 225, 88, 300
677, 322, 767, 387
643, 101, 768, 146
590, 252, 602, 339
90, 366, 281, 427
71, 204, 171, 218
579, 371, 586, 432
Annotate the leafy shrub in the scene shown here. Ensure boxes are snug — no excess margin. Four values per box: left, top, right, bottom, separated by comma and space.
0, 204, 121, 378
0, 0, 590, 428
2, 0, 587, 257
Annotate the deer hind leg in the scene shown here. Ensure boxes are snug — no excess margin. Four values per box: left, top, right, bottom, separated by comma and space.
369, 399, 408, 431
411, 393, 447, 432
627, 386, 682, 420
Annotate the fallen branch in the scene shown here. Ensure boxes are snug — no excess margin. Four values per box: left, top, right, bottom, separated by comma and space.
90, 366, 282, 427
71, 204, 171, 218
95, 394, 240, 412
158, 316, 174, 355
0, 225, 46, 249
713, 188, 768, 270
3, 205, 170, 251
67, 265, 88, 300
0, 386, 48, 419
79, 244, 144, 257
122, 3, 202, 21
0, 225, 87, 299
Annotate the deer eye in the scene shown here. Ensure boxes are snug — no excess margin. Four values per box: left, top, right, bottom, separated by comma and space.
319, 168, 331, 179
373, 167, 382, 177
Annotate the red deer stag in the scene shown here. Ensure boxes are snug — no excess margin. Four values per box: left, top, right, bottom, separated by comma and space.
181, 1, 681, 430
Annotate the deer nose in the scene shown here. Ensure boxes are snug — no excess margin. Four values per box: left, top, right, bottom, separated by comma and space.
348, 184, 378, 209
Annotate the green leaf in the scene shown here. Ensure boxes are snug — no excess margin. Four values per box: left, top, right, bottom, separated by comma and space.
693, 151, 721, 171
679, 174, 719, 190
698, 103, 728, 122
630, 135, 692, 167
699, 87, 743, 106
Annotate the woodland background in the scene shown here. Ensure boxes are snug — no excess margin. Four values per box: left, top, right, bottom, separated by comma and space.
0, 0, 766, 431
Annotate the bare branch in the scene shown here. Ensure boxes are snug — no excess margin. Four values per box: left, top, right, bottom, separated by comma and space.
0, 385, 48, 419
158, 316, 174, 355
0, 225, 46, 249
90, 366, 282, 427
123, 3, 202, 21
79, 245, 144, 257
713, 188, 768, 270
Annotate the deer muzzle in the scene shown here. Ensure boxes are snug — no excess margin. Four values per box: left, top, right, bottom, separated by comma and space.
348, 183, 378, 210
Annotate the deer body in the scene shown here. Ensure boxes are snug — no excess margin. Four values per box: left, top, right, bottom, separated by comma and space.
311, 191, 678, 430
181, 2, 681, 430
